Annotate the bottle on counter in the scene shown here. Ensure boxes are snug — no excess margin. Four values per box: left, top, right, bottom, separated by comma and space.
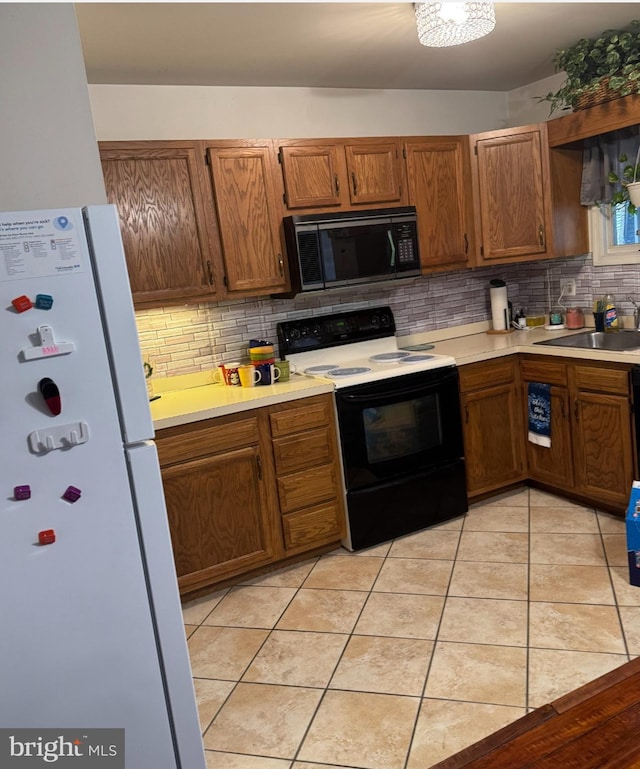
514, 308, 527, 329
603, 294, 619, 332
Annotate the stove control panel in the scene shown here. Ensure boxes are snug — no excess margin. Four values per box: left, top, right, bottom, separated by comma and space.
278, 306, 396, 356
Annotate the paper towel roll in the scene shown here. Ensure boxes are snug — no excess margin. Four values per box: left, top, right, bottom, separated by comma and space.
490, 285, 509, 331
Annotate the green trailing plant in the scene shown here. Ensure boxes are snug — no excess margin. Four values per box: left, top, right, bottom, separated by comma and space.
608, 144, 640, 214
539, 21, 640, 114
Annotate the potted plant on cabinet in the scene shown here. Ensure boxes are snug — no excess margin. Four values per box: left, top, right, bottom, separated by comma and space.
539, 21, 640, 114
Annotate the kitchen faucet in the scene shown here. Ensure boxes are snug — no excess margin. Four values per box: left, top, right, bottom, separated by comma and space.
627, 296, 640, 330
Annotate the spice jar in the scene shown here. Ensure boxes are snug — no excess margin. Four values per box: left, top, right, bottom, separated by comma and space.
565, 307, 584, 329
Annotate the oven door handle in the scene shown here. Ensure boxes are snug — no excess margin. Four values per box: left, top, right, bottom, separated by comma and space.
339, 376, 452, 405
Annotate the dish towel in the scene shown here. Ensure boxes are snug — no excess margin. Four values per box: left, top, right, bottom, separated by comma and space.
528, 382, 551, 448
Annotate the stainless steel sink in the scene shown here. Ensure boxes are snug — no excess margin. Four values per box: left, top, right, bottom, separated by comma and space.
535, 330, 640, 351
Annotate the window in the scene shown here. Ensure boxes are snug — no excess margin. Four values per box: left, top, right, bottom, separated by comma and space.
590, 203, 640, 265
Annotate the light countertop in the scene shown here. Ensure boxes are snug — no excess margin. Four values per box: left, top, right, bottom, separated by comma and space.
397, 321, 640, 367
150, 374, 334, 431
150, 321, 640, 430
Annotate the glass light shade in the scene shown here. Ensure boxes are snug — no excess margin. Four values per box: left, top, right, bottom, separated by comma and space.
415, 2, 496, 47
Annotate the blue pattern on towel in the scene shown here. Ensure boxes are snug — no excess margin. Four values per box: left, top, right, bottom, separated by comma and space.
528, 382, 551, 447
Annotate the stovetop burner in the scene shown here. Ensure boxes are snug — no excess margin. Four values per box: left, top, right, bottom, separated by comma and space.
304, 364, 340, 374
327, 367, 372, 378
369, 352, 411, 362
399, 354, 435, 363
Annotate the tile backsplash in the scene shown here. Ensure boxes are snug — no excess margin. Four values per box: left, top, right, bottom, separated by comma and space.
136, 253, 640, 379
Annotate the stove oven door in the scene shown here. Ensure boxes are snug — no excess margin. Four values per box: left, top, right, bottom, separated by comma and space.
335, 366, 463, 490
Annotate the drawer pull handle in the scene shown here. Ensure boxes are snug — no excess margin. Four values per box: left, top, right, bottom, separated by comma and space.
334, 174, 340, 195
277, 253, 284, 277
256, 454, 263, 480
351, 172, 358, 196
206, 260, 214, 286
538, 224, 545, 247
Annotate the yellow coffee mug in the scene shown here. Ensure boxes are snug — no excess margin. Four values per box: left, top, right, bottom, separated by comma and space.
238, 364, 261, 388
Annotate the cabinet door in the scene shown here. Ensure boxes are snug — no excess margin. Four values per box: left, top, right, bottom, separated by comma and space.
206, 145, 287, 293
473, 125, 552, 262
279, 144, 343, 208
100, 143, 219, 306
461, 383, 526, 496
344, 141, 403, 205
404, 138, 473, 270
525, 386, 574, 489
162, 446, 275, 593
572, 391, 634, 508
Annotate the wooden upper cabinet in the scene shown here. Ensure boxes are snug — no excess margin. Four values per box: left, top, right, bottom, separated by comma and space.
404, 137, 473, 271
344, 140, 403, 205
471, 124, 553, 263
278, 137, 405, 211
205, 143, 288, 294
547, 94, 640, 147
279, 144, 343, 208
99, 142, 220, 307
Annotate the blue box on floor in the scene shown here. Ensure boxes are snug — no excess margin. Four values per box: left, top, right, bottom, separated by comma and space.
625, 481, 640, 587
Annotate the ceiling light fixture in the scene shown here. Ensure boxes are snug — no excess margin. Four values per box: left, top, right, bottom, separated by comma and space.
415, 2, 496, 48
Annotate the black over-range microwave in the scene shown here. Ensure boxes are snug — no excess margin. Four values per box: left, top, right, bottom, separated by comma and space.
283, 206, 421, 294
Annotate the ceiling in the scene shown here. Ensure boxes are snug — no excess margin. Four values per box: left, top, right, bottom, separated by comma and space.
75, 2, 640, 92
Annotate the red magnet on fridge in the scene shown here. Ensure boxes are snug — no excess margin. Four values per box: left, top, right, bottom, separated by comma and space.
11, 295, 33, 313
38, 377, 61, 416
38, 529, 56, 545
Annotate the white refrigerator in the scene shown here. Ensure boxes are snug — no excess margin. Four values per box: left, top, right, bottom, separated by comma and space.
0, 205, 206, 768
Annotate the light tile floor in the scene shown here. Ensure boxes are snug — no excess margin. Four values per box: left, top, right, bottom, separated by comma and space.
183, 488, 640, 769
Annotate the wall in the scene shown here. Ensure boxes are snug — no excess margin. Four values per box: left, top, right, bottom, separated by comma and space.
506, 72, 567, 126
88, 84, 508, 139
0, 5, 105, 210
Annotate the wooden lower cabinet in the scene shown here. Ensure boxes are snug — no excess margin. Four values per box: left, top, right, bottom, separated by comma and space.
520, 355, 635, 512
520, 357, 574, 490
458, 358, 526, 498
270, 394, 347, 556
156, 411, 280, 595
157, 393, 346, 596
572, 363, 635, 509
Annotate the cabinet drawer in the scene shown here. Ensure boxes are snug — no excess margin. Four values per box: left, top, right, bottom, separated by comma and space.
157, 416, 259, 465
277, 464, 338, 514
270, 397, 330, 437
282, 502, 342, 550
459, 358, 516, 393
521, 358, 568, 386
273, 427, 332, 474
573, 365, 629, 395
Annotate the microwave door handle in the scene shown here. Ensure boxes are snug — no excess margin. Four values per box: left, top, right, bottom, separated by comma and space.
387, 230, 396, 267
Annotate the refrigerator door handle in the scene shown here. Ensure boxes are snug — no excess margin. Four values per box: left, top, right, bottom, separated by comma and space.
83, 205, 154, 444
